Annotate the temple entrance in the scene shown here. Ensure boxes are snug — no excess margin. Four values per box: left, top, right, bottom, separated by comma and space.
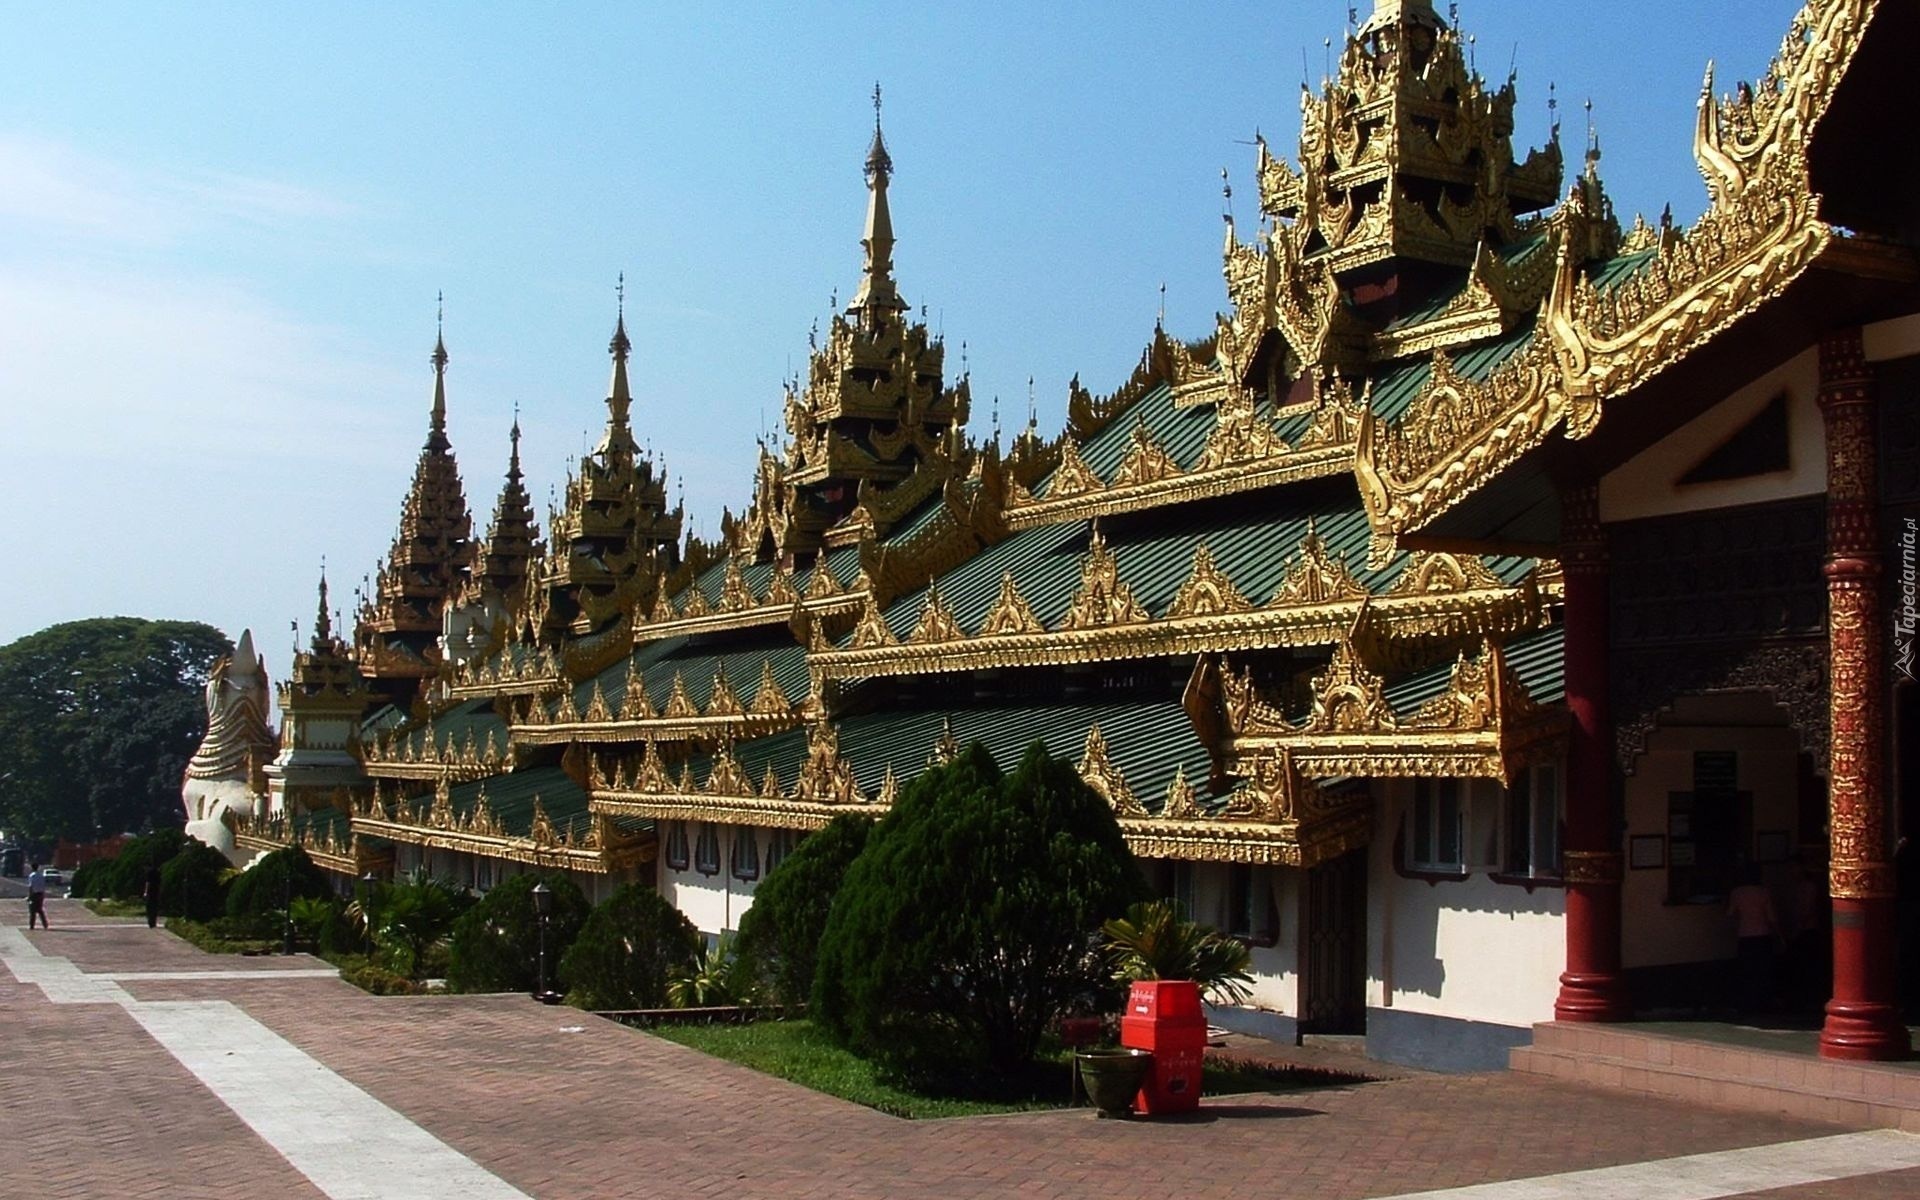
1301, 848, 1366, 1034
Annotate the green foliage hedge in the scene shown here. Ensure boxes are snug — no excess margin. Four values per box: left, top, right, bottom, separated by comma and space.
813, 741, 1148, 1077
226, 845, 334, 918
559, 883, 701, 1009
735, 814, 870, 1005
446, 872, 590, 993
158, 837, 232, 921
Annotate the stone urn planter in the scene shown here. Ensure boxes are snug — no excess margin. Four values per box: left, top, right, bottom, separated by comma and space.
1075, 1048, 1153, 1118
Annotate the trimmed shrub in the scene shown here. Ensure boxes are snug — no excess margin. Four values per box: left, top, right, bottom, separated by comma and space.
813, 741, 1149, 1077
226, 845, 334, 919
104, 828, 187, 899
559, 884, 701, 1010
159, 837, 233, 921
67, 857, 111, 899
735, 814, 870, 1005
446, 873, 590, 994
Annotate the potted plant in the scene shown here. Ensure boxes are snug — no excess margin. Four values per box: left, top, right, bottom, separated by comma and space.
1092, 900, 1255, 1116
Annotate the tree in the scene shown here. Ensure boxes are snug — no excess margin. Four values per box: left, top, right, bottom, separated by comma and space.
226, 845, 334, 919
812, 741, 1150, 1077
734, 814, 870, 1005
446, 872, 590, 993
559, 883, 701, 1010
160, 837, 233, 921
0, 618, 231, 842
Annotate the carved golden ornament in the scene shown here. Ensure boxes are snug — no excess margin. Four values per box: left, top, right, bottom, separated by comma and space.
1270, 523, 1368, 608
430, 773, 456, 828
1110, 423, 1178, 489
705, 738, 754, 798
805, 560, 844, 600
794, 718, 865, 805
647, 576, 677, 624
679, 586, 712, 619
766, 565, 798, 606
1387, 551, 1508, 598
721, 558, 755, 613
1062, 527, 1148, 630
674, 761, 698, 795
663, 673, 698, 719
875, 764, 900, 807
759, 763, 783, 799
1044, 438, 1102, 500
1077, 726, 1145, 817
1196, 396, 1287, 471
554, 689, 580, 724
1304, 638, 1395, 735
704, 668, 744, 719
621, 665, 656, 720
981, 570, 1045, 636
1166, 544, 1252, 619
908, 585, 965, 645
749, 660, 792, 717
584, 682, 612, 723
850, 594, 898, 649
928, 717, 961, 767
1162, 767, 1202, 821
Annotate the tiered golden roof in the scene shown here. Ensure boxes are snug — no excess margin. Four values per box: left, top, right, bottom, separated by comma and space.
355, 328, 474, 690
283, 574, 372, 721
466, 417, 543, 614
528, 302, 684, 642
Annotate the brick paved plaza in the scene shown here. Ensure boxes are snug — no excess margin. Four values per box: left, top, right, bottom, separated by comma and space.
6, 899, 1920, 1200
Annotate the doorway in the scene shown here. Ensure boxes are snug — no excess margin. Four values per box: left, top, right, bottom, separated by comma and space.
1301, 848, 1367, 1033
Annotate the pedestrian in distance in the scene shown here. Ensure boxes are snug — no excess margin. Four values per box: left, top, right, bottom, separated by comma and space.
1727, 863, 1779, 1018
25, 861, 50, 930
144, 863, 163, 929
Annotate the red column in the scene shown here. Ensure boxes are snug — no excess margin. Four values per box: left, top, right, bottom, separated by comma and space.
1556, 483, 1630, 1021
1817, 329, 1910, 1061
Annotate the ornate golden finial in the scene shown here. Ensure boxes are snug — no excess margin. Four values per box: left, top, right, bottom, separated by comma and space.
313, 568, 332, 644
850, 84, 901, 320
428, 298, 450, 450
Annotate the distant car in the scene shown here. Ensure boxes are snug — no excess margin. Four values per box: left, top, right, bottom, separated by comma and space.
41, 868, 66, 889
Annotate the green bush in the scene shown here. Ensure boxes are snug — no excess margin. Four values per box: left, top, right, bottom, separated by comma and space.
559, 883, 701, 1009
813, 741, 1149, 1077
668, 933, 755, 1008
446, 872, 590, 994
735, 815, 870, 1005
68, 857, 111, 899
104, 828, 187, 899
226, 845, 334, 919
338, 958, 431, 996
368, 872, 466, 979
159, 838, 233, 921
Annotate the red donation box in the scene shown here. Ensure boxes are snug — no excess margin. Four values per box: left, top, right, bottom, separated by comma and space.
1119, 980, 1205, 1114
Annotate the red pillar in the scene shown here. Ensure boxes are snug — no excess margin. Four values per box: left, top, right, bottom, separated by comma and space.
1817, 328, 1910, 1061
1556, 483, 1630, 1021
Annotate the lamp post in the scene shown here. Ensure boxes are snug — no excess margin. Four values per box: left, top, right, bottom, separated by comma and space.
282, 853, 296, 956
531, 880, 556, 1004
360, 870, 378, 959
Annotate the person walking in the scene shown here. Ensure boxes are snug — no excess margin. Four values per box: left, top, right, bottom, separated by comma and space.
25, 861, 50, 930
144, 863, 163, 929
1727, 864, 1779, 1017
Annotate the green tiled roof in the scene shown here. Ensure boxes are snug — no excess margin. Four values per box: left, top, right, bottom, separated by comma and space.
566, 634, 812, 716
1382, 234, 1553, 331
1382, 624, 1565, 712
394, 698, 509, 757
676, 541, 865, 610
443, 766, 601, 842
858, 488, 1536, 644
1370, 323, 1537, 423
703, 698, 1216, 815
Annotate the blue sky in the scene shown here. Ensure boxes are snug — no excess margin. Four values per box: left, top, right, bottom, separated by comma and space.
0, 1, 1801, 658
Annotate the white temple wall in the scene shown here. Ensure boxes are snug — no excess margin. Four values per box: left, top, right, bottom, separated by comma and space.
1598, 346, 1824, 523
658, 821, 763, 938
1864, 310, 1920, 362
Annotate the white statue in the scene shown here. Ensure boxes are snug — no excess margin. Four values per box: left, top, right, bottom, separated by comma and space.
182, 629, 277, 860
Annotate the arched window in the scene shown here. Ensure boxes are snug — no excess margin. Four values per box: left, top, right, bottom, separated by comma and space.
665, 822, 690, 872
694, 823, 721, 876
730, 829, 761, 881
765, 828, 794, 874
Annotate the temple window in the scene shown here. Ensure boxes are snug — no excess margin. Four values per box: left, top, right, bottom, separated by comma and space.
765, 828, 794, 874
1503, 763, 1563, 879
730, 829, 761, 882
1408, 779, 1466, 874
694, 823, 722, 877
1226, 865, 1278, 946
665, 822, 690, 872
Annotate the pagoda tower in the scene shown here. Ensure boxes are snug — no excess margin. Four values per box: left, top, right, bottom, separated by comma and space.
528, 292, 683, 643
766, 90, 970, 556
355, 322, 475, 709
445, 416, 545, 667
265, 574, 372, 819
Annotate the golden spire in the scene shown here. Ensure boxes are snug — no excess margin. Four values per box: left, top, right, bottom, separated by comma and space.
314, 569, 333, 646
1358, 0, 1444, 34
600, 274, 639, 464
470, 411, 542, 607
429, 291, 450, 451
849, 82, 902, 323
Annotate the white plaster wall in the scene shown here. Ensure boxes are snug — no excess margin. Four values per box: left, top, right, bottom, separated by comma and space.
1366, 782, 1565, 1028
1184, 862, 1299, 1014
1864, 311, 1920, 362
1621, 703, 1806, 969
658, 822, 762, 936
1599, 346, 1823, 524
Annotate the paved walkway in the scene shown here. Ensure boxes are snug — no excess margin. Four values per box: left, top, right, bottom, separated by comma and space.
6, 897, 1920, 1199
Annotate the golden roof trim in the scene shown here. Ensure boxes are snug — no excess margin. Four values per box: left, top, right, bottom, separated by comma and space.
1005, 443, 1352, 530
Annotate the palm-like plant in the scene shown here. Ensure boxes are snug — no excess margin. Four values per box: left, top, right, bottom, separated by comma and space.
1101, 899, 1254, 1005
667, 933, 755, 1008
375, 871, 461, 979
287, 895, 335, 948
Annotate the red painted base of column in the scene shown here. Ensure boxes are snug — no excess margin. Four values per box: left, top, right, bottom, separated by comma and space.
1555, 875, 1630, 1022
1819, 898, 1911, 1061
1554, 972, 1631, 1022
